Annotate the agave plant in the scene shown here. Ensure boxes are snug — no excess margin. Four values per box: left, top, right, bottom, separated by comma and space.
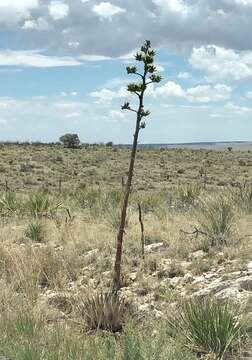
168, 298, 244, 359
79, 291, 128, 332
25, 193, 62, 219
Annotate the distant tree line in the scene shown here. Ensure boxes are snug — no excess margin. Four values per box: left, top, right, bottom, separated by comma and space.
0, 136, 114, 149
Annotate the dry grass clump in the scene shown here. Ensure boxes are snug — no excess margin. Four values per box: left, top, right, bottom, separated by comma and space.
0, 243, 80, 302
77, 291, 128, 332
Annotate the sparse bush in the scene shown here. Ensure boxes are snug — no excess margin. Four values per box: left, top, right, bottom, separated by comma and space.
25, 221, 45, 242
197, 196, 235, 247
79, 292, 128, 332
168, 298, 244, 359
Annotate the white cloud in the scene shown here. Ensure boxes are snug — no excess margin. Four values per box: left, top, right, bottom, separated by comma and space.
65, 112, 81, 118
79, 54, 111, 61
178, 72, 191, 79
234, 0, 252, 5
246, 91, 252, 98
153, 0, 191, 16
0, 0, 38, 13
108, 110, 128, 123
0, 97, 17, 109
90, 87, 127, 103
68, 41, 80, 49
156, 64, 165, 72
190, 45, 252, 82
0, 50, 81, 67
0, 0, 39, 24
225, 102, 252, 114
59, 91, 78, 96
92, 2, 126, 20
22, 17, 51, 31
152, 81, 231, 103
54, 102, 84, 109
210, 113, 222, 118
154, 81, 186, 98
187, 84, 232, 103
48, 1, 69, 20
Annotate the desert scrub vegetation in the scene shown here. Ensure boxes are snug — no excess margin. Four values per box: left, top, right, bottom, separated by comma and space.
0, 146, 252, 356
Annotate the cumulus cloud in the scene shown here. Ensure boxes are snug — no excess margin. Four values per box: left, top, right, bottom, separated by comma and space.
92, 2, 126, 20
0, 0, 39, 25
153, 0, 191, 16
22, 17, 51, 31
190, 45, 252, 81
154, 81, 186, 98
90, 87, 127, 103
225, 102, 252, 114
186, 84, 232, 103
149, 82, 231, 103
178, 72, 191, 79
92, 80, 231, 105
48, 1, 69, 20
107, 110, 128, 123
2, 0, 252, 57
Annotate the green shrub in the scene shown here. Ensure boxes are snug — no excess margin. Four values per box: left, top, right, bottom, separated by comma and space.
197, 196, 235, 246
25, 221, 45, 242
168, 298, 244, 359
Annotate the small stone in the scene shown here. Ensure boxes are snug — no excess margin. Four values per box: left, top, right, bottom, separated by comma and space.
183, 273, 194, 284
145, 242, 165, 253
84, 249, 99, 263
188, 250, 206, 261
247, 261, 252, 270
169, 277, 182, 287
129, 273, 137, 282
235, 275, 252, 291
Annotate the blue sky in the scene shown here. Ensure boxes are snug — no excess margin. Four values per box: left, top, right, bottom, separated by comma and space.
1, 0, 252, 144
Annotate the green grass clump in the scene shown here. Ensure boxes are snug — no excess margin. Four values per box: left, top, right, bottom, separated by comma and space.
197, 196, 235, 247
0, 192, 21, 217
168, 298, 244, 359
25, 192, 62, 219
25, 221, 45, 242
